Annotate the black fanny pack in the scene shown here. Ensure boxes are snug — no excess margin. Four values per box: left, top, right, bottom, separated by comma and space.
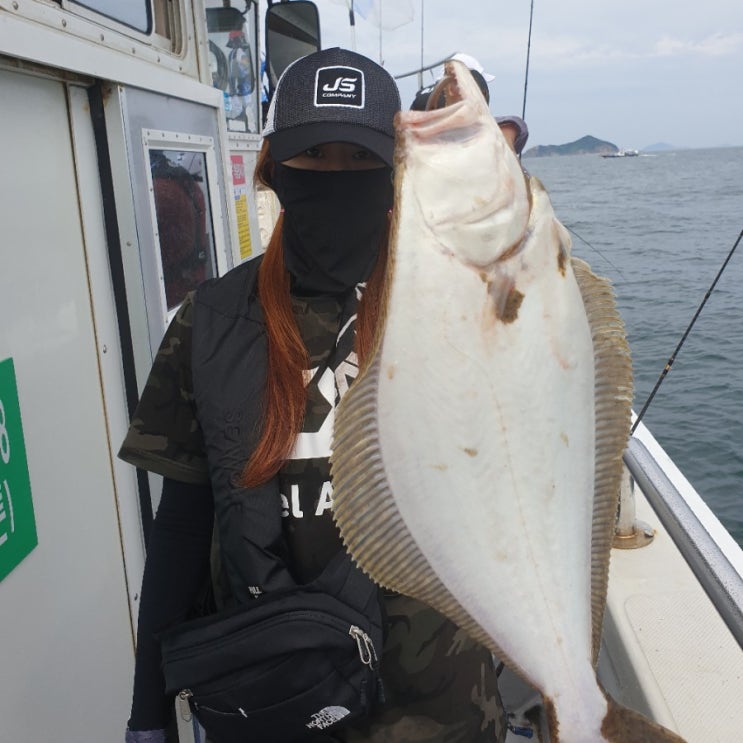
159, 551, 384, 743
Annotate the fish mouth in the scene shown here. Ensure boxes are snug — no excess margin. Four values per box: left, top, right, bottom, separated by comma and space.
393, 59, 530, 264
427, 62, 467, 110
396, 61, 489, 145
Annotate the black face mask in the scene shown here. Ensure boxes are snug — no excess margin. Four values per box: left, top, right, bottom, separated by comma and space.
271, 164, 393, 294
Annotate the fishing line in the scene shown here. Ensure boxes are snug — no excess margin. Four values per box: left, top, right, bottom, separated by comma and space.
565, 225, 625, 279
631, 227, 743, 434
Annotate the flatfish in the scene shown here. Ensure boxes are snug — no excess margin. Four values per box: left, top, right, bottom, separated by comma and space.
330, 60, 686, 743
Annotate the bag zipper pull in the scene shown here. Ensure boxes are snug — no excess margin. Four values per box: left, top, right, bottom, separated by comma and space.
177, 689, 194, 722
349, 625, 378, 670
376, 677, 386, 704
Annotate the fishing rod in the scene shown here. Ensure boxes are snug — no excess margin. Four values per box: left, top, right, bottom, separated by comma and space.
419, 0, 425, 88
631, 227, 743, 434
514, 1, 621, 280
521, 0, 535, 123
393, 53, 456, 82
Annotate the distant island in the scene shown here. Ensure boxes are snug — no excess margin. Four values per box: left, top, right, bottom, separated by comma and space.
523, 135, 618, 158
523, 136, 687, 157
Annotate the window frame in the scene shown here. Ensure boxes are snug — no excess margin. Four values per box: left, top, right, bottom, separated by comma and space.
141, 128, 229, 324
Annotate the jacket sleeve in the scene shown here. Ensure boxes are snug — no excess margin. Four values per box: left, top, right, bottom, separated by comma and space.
127, 477, 214, 731
119, 293, 210, 484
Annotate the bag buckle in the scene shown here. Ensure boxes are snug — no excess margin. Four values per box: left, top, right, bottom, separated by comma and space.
177, 689, 194, 722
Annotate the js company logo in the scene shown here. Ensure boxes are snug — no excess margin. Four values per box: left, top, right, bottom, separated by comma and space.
315, 66, 364, 108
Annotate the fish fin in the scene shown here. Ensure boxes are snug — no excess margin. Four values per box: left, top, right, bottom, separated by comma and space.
602, 695, 687, 742
571, 257, 634, 664
331, 353, 510, 661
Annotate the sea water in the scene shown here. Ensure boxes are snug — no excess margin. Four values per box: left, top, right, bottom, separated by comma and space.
526, 147, 743, 546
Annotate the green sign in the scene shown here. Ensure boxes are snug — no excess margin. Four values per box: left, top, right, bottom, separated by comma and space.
0, 358, 37, 582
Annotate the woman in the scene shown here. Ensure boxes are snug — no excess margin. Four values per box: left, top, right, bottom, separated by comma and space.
121, 47, 511, 743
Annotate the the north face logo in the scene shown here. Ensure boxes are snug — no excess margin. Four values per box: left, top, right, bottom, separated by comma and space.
305, 705, 351, 730
315, 66, 364, 108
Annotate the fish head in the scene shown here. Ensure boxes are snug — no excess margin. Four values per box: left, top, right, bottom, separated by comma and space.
393, 59, 530, 269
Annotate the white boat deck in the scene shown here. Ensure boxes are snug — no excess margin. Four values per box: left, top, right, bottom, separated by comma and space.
600, 489, 743, 742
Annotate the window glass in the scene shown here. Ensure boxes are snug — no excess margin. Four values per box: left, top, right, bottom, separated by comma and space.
149, 150, 216, 310
68, 0, 152, 34
206, 6, 260, 133
265, 1, 320, 95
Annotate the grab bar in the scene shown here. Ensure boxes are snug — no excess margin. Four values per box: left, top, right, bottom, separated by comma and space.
623, 436, 743, 649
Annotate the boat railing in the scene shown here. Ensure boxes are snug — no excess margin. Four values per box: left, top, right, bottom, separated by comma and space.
622, 434, 743, 650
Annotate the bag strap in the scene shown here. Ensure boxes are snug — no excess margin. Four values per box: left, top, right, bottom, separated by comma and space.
312, 549, 379, 616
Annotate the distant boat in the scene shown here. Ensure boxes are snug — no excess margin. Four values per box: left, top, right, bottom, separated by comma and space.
602, 149, 640, 158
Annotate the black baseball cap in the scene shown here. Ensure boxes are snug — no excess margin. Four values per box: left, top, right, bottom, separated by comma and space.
263, 47, 401, 167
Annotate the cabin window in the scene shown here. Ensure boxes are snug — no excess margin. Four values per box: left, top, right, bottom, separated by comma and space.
67, 0, 152, 34
206, 5, 260, 134
149, 149, 217, 310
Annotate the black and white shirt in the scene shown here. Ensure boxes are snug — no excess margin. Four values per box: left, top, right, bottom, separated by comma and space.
279, 287, 362, 583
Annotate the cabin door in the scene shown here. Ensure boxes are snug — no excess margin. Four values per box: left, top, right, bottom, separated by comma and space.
0, 67, 134, 741
99, 86, 235, 542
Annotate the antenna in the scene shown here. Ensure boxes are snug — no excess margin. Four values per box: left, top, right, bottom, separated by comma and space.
379, 2, 383, 64
344, 0, 357, 51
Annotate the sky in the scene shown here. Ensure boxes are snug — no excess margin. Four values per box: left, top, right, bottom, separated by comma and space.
311, 0, 743, 150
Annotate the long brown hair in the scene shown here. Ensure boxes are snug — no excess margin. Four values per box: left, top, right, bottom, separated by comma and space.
239, 142, 390, 488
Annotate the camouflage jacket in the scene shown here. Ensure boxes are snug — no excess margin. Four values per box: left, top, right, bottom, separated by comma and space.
119, 258, 506, 742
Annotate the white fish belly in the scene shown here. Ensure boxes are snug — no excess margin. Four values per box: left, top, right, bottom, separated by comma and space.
376, 191, 598, 702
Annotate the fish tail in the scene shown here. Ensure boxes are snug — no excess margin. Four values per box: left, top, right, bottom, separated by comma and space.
601, 695, 687, 742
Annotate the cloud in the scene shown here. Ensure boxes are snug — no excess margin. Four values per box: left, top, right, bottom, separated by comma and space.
532, 37, 627, 67
653, 32, 743, 57
524, 30, 743, 71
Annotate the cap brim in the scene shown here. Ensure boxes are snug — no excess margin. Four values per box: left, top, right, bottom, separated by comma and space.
268, 122, 395, 168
